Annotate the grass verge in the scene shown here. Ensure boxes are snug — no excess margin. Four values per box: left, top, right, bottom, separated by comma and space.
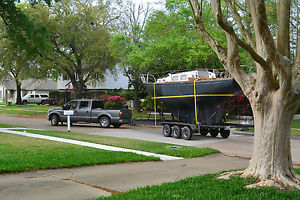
0, 109, 47, 115
0, 124, 24, 128
0, 105, 57, 111
13, 129, 219, 158
0, 132, 158, 174
97, 170, 300, 200
236, 127, 300, 136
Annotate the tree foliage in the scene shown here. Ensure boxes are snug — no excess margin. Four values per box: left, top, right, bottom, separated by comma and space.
25, 0, 116, 98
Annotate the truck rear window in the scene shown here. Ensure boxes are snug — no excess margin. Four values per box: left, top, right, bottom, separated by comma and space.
92, 101, 104, 109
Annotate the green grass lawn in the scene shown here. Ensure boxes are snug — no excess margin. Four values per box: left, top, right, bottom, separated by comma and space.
97, 169, 300, 200
0, 105, 57, 115
0, 124, 24, 128
292, 119, 300, 129
13, 129, 219, 158
0, 109, 47, 115
237, 119, 300, 136
0, 132, 159, 174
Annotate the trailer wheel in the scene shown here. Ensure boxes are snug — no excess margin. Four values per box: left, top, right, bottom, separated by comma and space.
200, 128, 209, 136
172, 125, 181, 139
220, 128, 230, 138
210, 128, 219, 137
163, 124, 172, 137
182, 126, 192, 140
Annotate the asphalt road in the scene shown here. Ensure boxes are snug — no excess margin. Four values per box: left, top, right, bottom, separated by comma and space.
1, 113, 300, 165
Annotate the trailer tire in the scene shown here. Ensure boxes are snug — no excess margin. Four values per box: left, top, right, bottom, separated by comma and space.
182, 126, 192, 140
220, 128, 230, 138
163, 124, 172, 137
200, 128, 209, 136
210, 128, 219, 137
172, 125, 181, 139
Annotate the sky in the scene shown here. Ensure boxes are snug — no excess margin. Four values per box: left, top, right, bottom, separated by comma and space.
131, 0, 164, 10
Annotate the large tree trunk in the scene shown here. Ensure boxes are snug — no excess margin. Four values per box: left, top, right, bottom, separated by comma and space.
133, 84, 141, 112
15, 79, 22, 105
73, 81, 85, 99
242, 91, 300, 189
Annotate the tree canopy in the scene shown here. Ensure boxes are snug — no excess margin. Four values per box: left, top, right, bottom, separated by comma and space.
25, 0, 116, 98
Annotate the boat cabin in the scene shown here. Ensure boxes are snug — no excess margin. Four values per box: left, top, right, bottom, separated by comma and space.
156, 70, 216, 83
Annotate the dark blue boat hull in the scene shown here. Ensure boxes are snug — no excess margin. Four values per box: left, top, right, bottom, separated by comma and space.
145, 79, 242, 125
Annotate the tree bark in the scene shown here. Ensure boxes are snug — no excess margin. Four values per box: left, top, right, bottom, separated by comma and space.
242, 90, 300, 189
133, 83, 141, 112
15, 79, 22, 105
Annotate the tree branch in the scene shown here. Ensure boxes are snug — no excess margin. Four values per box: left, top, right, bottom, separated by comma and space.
51, 38, 74, 66
255, 0, 291, 80
224, 0, 255, 48
210, 0, 270, 72
188, 0, 227, 64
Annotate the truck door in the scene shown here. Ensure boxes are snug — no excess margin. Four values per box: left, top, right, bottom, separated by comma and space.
76, 101, 90, 122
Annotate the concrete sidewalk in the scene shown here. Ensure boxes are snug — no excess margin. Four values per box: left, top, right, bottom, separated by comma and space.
0, 154, 249, 200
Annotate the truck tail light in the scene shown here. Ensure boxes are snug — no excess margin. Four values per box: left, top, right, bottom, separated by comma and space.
119, 112, 122, 118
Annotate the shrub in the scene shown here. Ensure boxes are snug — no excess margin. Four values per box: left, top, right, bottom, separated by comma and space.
225, 93, 253, 116
104, 96, 127, 109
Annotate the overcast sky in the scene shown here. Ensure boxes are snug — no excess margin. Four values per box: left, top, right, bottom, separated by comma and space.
131, 0, 164, 10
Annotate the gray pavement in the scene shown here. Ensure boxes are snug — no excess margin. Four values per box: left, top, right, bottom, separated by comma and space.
0, 154, 249, 200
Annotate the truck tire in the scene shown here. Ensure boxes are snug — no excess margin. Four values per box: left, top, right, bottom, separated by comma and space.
200, 128, 209, 136
172, 125, 181, 139
163, 124, 171, 137
99, 116, 111, 128
210, 128, 219, 137
50, 115, 59, 126
220, 128, 230, 138
182, 126, 192, 140
41, 100, 45, 105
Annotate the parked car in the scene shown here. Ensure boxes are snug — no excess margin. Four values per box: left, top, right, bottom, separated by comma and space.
47, 99, 132, 128
22, 94, 49, 105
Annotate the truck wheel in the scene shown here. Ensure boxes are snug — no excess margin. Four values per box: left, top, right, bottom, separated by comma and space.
220, 128, 230, 138
210, 128, 219, 137
172, 125, 181, 139
200, 128, 209, 136
162, 124, 171, 137
41, 100, 45, 105
99, 116, 111, 128
23, 100, 27, 105
182, 126, 192, 140
50, 115, 59, 126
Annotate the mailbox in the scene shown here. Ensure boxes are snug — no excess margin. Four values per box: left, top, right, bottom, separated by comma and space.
64, 110, 74, 115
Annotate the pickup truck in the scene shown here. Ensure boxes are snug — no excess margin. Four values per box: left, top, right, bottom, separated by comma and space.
47, 99, 132, 128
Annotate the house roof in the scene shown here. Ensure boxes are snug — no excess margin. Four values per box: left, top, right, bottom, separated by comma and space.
4, 79, 57, 91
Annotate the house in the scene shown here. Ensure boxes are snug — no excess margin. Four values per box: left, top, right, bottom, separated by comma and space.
0, 68, 130, 103
58, 68, 130, 90
0, 78, 57, 103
